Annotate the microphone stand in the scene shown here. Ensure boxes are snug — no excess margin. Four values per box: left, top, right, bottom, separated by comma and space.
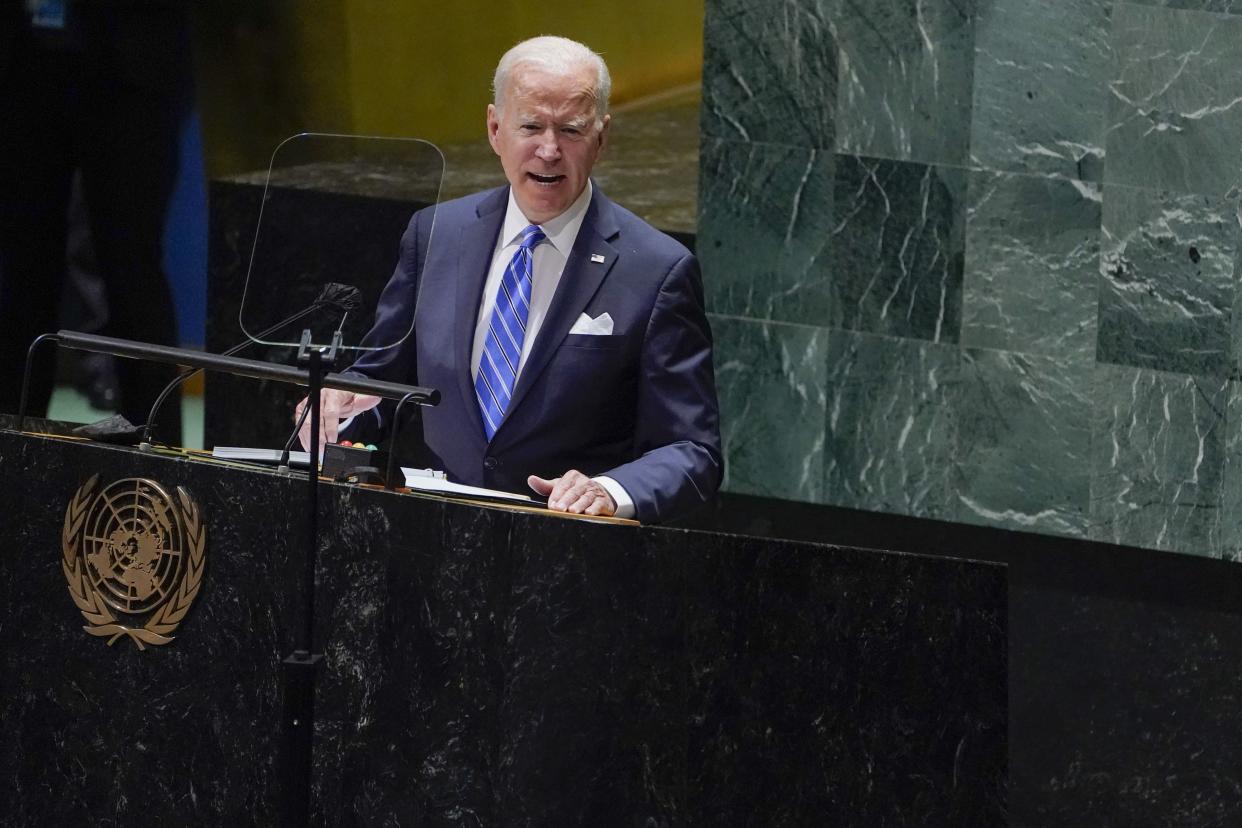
280, 327, 340, 828
140, 305, 319, 449
276, 401, 313, 474
385, 391, 421, 491
140, 283, 359, 449
16, 333, 59, 433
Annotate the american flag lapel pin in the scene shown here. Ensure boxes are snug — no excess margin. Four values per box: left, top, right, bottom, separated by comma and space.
590, 253, 606, 263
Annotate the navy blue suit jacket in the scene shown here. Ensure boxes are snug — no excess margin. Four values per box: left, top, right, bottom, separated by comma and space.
348, 184, 722, 523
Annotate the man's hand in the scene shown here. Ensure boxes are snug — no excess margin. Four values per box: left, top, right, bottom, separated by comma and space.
528, 470, 617, 516
295, 389, 381, 453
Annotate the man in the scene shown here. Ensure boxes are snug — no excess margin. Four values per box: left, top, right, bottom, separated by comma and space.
298, 36, 720, 523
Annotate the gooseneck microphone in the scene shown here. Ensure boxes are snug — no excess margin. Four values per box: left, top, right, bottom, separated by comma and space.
140, 282, 363, 446
274, 293, 363, 470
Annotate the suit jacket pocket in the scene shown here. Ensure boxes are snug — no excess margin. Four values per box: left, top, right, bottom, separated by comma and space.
562, 333, 626, 350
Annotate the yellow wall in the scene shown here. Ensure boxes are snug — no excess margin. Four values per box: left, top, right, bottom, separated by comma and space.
193, 2, 704, 177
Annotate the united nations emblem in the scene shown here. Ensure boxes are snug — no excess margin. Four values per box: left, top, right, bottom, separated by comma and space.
61, 475, 206, 649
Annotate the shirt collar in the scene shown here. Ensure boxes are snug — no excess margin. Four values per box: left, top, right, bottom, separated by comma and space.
501, 179, 593, 254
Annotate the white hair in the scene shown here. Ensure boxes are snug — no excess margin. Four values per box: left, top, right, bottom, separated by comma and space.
492, 36, 611, 123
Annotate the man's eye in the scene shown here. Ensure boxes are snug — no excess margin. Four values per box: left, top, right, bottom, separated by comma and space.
520, 124, 539, 132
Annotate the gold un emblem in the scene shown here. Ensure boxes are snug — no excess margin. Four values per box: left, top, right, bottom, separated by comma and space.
61, 474, 206, 649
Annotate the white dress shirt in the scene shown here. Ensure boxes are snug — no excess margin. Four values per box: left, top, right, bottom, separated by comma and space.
469, 181, 635, 519
469, 183, 591, 380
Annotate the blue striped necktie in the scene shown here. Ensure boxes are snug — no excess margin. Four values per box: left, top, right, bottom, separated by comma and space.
475, 224, 545, 440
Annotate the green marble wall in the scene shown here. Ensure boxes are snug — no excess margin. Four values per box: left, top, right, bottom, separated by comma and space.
699, 0, 1242, 559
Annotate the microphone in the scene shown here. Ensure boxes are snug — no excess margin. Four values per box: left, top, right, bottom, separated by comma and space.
141, 282, 363, 446
314, 282, 364, 314
274, 291, 361, 470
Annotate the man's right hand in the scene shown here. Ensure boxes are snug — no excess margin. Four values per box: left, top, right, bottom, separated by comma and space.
295, 389, 381, 453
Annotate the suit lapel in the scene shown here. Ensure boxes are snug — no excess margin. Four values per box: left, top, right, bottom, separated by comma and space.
497, 188, 620, 438
453, 188, 507, 439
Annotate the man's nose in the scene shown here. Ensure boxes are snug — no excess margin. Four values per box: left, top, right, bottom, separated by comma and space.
535, 130, 561, 161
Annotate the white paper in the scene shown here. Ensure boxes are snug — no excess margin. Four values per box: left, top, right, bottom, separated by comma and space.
401, 468, 533, 503
213, 446, 311, 466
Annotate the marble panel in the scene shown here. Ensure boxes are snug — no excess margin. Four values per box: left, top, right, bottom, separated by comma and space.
1106, 5, 1242, 195
835, 0, 977, 166
698, 138, 835, 324
1012, 582, 1242, 824
711, 316, 828, 503
493, 516, 687, 824
1126, 0, 1242, 15
823, 330, 958, 520
969, 0, 1111, 179
1220, 381, 1242, 560
316, 494, 514, 824
830, 155, 966, 343
953, 348, 1093, 537
1097, 184, 1237, 377
1232, 197, 1242, 375
701, 0, 837, 148
1089, 363, 1227, 554
684, 533, 1007, 824
961, 171, 1101, 361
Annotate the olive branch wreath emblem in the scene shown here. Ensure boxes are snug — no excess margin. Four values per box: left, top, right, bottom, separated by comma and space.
61, 474, 206, 650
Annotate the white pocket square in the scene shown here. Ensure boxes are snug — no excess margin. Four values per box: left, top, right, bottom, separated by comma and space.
569, 312, 614, 335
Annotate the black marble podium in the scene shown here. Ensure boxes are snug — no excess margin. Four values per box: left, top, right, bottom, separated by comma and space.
0, 429, 1005, 825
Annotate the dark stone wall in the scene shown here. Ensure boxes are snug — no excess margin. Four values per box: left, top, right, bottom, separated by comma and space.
680, 492, 1242, 826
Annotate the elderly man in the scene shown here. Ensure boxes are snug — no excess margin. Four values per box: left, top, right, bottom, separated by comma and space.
299, 36, 720, 523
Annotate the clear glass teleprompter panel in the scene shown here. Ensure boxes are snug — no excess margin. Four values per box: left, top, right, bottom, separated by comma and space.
238, 133, 445, 353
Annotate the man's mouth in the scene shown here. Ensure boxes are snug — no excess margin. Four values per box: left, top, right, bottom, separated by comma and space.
527, 172, 566, 185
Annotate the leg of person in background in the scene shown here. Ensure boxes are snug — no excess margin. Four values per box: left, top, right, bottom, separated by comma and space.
76, 4, 189, 445
0, 26, 75, 418
79, 89, 184, 444
63, 169, 120, 411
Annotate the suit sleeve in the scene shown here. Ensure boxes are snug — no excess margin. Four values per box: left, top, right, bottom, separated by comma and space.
603, 253, 723, 523
338, 208, 426, 437
348, 208, 426, 384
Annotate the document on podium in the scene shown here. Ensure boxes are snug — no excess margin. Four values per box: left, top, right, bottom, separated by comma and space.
401, 468, 535, 504
211, 447, 311, 467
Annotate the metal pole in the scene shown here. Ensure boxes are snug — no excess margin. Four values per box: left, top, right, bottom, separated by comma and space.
280, 346, 325, 827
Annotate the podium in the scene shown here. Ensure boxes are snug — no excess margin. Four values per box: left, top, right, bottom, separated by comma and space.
0, 428, 1005, 824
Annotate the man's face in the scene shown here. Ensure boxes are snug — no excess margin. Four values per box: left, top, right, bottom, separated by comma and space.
487, 62, 610, 225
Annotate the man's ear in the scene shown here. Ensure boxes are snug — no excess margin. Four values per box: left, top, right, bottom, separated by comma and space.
486, 104, 501, 155
597, 113, 611, 153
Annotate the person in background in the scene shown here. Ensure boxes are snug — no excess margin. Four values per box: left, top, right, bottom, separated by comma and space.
0, 0, 190, 443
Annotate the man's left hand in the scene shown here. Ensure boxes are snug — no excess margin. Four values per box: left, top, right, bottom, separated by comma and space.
528, 470, 617, 516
